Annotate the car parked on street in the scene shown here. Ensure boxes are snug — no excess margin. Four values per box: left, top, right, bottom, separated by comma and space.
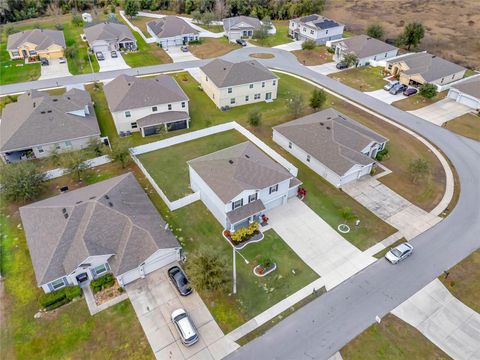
168, 266, 192, 296
236, 39, 247, 46
180, 45, 189, 52
385, 242, 414, 264
384, 80, 399, 91
389, 83, 407, 95
111, 51, 118, 58
171, 309, 199, 346
403, 87, 418, 96
336, 62, 348, 70
96, 52, 105, 61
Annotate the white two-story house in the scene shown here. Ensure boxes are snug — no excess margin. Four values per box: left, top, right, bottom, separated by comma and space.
188, 141, 301, 231
104, 74, 190, 136
289, 14, 344, 45
199, 59, 279, 109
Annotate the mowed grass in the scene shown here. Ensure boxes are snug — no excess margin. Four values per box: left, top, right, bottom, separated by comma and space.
121, 29, 172, 67
63, 22, 100, 74
340, 314, 450, 360
137, 130, 247, 200
444, 113, 480, 141
392, 91, 448, 111
249, 21, 292, 47
329, 66, 388, 92
128, 16, 155, 37
292, 46, 333, 66
189, 37, 241, 59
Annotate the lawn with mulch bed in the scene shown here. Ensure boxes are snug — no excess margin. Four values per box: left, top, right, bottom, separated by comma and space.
329, 66, 388, 92
292, 46, 333, 66
444, 112, 480, 141
188, 37, 241, 59
392, 91, 447, 111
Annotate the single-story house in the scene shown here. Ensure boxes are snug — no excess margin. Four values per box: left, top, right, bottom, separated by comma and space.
84, 21, 137, 53
20, 173, 181, 293
333, 35, 398, 66
385, 52, 466, 87
288, 14, 344, 44
147, 16, 199, 48
199, 59, 278, 109
447, 76, 480, 109
7, 29, 66, 60
188, 141, 301, 231
0, 89, 100, 163
273, 108, 388, 188
223, 16, 262, 40
104, 74, 190, 136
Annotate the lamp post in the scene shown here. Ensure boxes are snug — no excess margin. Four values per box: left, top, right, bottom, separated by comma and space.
232, 247, 249, 295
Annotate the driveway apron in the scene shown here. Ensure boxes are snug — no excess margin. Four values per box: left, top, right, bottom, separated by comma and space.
409, 98, 472, 126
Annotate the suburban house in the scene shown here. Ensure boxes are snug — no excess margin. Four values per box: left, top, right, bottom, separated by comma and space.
20, 173, 181, 293
385, 52, 466, 87
223, 15, 262, 40
447, 76, 480, 109
332, 35, 398, 66
188, 141, 301, 231
84, 21, 137, 53
199, 59, 278, 109
273, 108, 388, 188
7, 29, 66, 60
288, 14, 344, 44
147, 16, 199, 48
0, 89, 100, 163
104, 74, 190, 136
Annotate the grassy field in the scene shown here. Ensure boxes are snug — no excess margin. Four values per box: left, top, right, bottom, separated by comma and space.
392, 91, 448, 111
340, 314, 450, 360
197, 24, 224, 33
444, 113, 480, 141
329, 66, 388, 92
249, 21, 292, 47
292, 46, 333, 66
189, 37, 241, 59
63, 22, 100, 74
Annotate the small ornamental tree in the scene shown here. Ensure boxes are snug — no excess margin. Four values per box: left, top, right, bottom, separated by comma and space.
186, 249, 231, 291
399, 22, 425, 50
110, 138, 132, 168
366, 24, 384, 39
0, 162, 45, 203
310, 88, 327, 111
72, 15, 83, 26
248, 108, 262, 126
302, 39, 316, 50
408, 158, 430, 184
287, 94, 305, 118
60, 150, 89, 181
419, 83, 437, 99
342, 52, 358, 67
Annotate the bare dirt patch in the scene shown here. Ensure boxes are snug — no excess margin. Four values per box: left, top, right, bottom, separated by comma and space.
292, 47, 333, 66
189, 38, 241, 59
249, 53, 275, 59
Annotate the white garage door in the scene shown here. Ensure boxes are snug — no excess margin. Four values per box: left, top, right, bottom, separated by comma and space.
143, 250, 179, 275
458, 95, 480, 109
93, 44, 109, 53
448, 89, 459, 100
264, 196, 285, 210
118, 268, 141, 285
341, 170, 361, 186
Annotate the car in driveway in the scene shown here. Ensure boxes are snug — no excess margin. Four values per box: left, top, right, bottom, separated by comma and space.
96, 52, 105, 61
389, 83, 407, 95
403, 87, 418, 96
168, 265, 192, 296
180, 45, 189, 52
384, 80, 399, 91
40, 58, 49, 66
336, 62, 348, 70
236, 39, 247, 46
58, 57, 66, 64
385, 242, 413, 264
171, 308, 199, 346
111, 51, 118, 58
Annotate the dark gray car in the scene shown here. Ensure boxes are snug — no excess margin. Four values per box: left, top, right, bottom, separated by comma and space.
168, 266, 192, 296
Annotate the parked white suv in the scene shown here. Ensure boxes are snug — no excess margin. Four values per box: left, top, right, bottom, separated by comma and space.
171, 308, 199, 346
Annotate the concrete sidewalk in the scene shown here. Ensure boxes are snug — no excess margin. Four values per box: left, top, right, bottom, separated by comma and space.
392, 279, 480, 360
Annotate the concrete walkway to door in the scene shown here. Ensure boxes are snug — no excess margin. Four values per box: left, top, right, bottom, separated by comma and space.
268, 198, 376, 290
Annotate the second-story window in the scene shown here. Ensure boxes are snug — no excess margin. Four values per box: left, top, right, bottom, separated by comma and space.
269, 184, 278, 194
310, 30, 314, 35
273, 79, 277, 86
230, 98, 236, 104
232, 199, 243, 210
245, 95, 249, 101
249, 84, 254, 89
168, 104, 172, 110
288, 141, 292, 149
326, 30, 329, 34
228, 87, 232, 93
248, 193, 258, 203
152, 106, 158, 112
125, 111, 131, 118
181, 101, 186, 108
307, 155, 311, 162
262, 82, 265, 88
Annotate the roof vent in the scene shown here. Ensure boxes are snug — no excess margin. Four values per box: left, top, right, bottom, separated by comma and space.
327, 117, 332, 120
62, 208, 67, 214
89, 196, 96, 200
127, 82, 131, 86
47, 110, 52, 113
67, 96, 70, 100
108, 202, 114, 207
52, 98, 58, 102
319, 122, 324, 126
228, 160, 234, 164
223, 67, 227, 70
33, 102, 36, 108
40, 111, 46, 114
104, 195, 110, 200
76, 200, 83, 204
245, 154, 250, 159
326, 126, 331, 130
64, 213, 69, 219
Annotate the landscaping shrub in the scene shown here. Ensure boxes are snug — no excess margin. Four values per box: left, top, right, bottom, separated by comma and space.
419, 83, 437, 99
64, 285, 82, 299
376, 148, 389, 161
55, 23, 64, 30
38, 285, 82, 310
302, 39, 316, 50
248, 108, 262, 126
188, 39, 202, 45
90, 273, 115, 294
327, 47, 335, 54
259, 256, 274, 268
230, 222, 260, 244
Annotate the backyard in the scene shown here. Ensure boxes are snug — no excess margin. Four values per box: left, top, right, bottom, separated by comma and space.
188, 37, 241, 59
444, 113, 480, 141
249, 21, 292, 47
392, 91, 447, 111
292, 46, 333, 66
329, 66, 388, 92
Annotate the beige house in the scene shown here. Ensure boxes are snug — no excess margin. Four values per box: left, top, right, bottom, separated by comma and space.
7, 29, 66, 60
385, 52, 466, 87
199, 59, 278, 109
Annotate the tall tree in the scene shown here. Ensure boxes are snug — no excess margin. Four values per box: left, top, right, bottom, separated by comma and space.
366, 23, 384, 39
309, 88, 327, 111
110, 139, 132, 169
60, 151, 89, 181
399, 22, 425, 50
124, 0, 140, 18
186, 249, 231, 291
0, 162, 45, 203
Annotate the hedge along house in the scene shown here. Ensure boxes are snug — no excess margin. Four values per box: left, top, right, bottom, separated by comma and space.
147, 16, 199, 48
20, 173, 181, 293
104, 74, 190, 136
273, 108, 388, 188
332, 35, 398, 66
7, 29, 66, 61
0, 89, 100, 163
188, 141, 301, 231
199, 59, 279, 109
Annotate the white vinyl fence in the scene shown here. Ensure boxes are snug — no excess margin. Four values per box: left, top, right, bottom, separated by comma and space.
43, 155, 112, 180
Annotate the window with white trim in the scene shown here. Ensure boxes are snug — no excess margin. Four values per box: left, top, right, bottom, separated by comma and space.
65, 140, 72, 148
152, 106, 158, 112
125, 111, 131, 118
248, 193, 257, 203
307, 155, 311, 162
94, 263, 109, 276
288, 141, 292, 149
11, 50, 20, 57
310, 30, 314, 35
249, 84, 254, 89
273, 79, 276, 86
228, 87, 232, 93
55, 143, 61, 150
254, 93, 261, 100
326, 30, 329, 34
37, 145, 44, 153
181, 101, 186, 108
262, 82, 265, 88
230, 98, 236, 104
168, 104, 172, 110
50, 277, 66, 290
269, 184, 278, 194
245, 95, 249, 101
131, 122, 138, 129
232, 198, 243, 210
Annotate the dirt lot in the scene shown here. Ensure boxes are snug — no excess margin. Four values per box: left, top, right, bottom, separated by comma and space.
324, 0, 480, 69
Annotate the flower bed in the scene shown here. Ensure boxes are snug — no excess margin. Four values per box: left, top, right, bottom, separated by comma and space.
253, 257, 277, 277
93, 282, 125, 306
223, 222, 264, 249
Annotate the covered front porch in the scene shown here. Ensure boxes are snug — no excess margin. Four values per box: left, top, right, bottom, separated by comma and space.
226, 199, 266, 232
137, 111, 190, 137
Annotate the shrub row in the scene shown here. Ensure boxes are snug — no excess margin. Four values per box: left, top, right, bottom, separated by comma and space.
90, 273, 115, 294
376, 148, 389, 161
231, 222, 260, 244
39, 285, 82, 310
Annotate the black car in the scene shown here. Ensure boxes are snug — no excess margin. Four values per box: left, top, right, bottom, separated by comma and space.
40, 58, 49, 66
168, 266, 192, 296
336, 62, 348, 69
236, 39, 247, 46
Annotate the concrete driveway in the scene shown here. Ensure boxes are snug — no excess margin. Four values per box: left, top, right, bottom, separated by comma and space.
392, 279, 480, 360
366, 89, 407, 104
307, 62, 341, 75
268, 198, 376, 290
126, 265, 238, 360
39, 58, 72, 80
409, 98, 472, 125
98, 51, 130, 72
273, 41, 302, 52
166, 46, 199, 63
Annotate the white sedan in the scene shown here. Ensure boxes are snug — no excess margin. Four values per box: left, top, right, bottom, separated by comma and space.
385, 242, 413, 264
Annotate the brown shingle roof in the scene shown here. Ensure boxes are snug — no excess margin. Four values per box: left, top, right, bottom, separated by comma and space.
7, 29, 66, 50
147, 16, 198, 38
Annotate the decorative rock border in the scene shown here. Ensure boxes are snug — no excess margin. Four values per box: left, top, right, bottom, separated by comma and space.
253, 263, 277, 277
337, 224, 351, 233
222, 230, 265, 250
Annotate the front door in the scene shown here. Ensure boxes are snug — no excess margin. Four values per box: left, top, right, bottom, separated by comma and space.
22, 49, 28, 58
76, 272, 89, 283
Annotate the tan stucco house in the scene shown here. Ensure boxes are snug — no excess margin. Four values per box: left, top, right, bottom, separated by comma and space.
199, 59, 278, 109
7, 29, 66, 60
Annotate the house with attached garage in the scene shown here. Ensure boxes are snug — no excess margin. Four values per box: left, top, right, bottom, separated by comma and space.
20, 172, 181, 293
84, 21, 137, 53
199, 59, 278, 109
288, 14, 344, 44
332, 35, 398, 66
223, 16, 262, 41
0, 89, 100, 163
447, 76, 480, 110
104, 74, 190, 136
188, 141, 301, 231
7, 29, 66, 60
384, 52, 466, 87
273, 108, 388, 188
147, 16, 199, 48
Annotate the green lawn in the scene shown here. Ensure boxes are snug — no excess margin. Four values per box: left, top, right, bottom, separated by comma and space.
444, 113, 480, 141
63, 22, 99, 75
250, 21, 292, 47
292, 46, 333, 66
393, 91, 448, 111
197, 24, 224, 33
188, 37, 241, 59
341, 314, 450, 360
329, 66, 388, 92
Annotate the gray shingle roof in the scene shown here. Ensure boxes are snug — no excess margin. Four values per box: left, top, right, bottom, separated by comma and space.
226, 199, 265, 224
0, 89, 100, 152
294, 14, 342, 29
451, 76, 480, 99
188, 141, 294, 203
338, 35, 397, 58
104, 74, 188, 112
7, 29, 66, 50
20, 173, 179, 286
387, 52, 466, 82
200, 59, 277, 88
223, 16, 261, 32
137, 111, 189, 127
84, 21, 135, 44
273, 108, 388, 176
147, 16, 198, 38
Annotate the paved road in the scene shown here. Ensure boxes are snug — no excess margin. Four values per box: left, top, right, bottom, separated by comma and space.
2, 47, 480, 359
